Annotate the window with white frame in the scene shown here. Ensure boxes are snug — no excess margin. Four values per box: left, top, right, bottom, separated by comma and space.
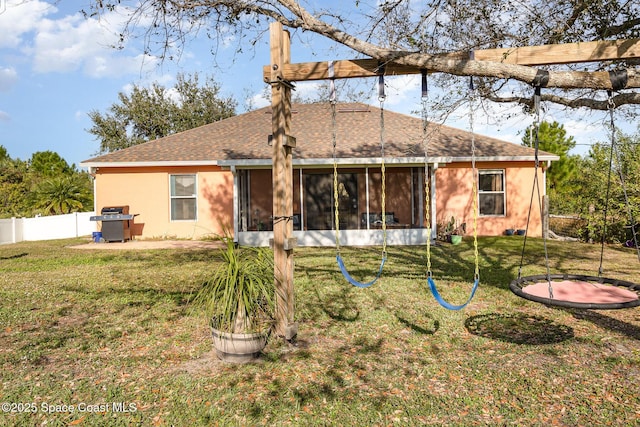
170, 174, 197, 221
478, 170, 505, 216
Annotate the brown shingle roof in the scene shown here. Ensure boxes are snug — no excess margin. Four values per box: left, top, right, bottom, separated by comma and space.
81, 102, 555, 165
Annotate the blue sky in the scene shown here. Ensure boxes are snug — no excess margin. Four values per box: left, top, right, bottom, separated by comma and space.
0, 1, 631, 168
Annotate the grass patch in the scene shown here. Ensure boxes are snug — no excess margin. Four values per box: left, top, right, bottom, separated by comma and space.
1, 237, 640, 425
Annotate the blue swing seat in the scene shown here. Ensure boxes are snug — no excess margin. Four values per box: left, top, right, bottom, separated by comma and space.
337, 254, 386, 288
428, 276, 479, 310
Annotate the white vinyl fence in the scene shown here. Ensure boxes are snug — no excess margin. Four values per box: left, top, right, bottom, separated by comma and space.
0, 212, 96, 245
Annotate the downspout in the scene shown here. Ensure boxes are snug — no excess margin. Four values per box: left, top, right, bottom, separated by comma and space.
89, 166, 98, 216
365, 167, 370, 228
231, 166, 239, 243
431, 163, 438, 240
298, 169, 304, 231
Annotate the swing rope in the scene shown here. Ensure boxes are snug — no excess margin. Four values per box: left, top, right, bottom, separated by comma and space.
332, 62, 387, 288
605, 91, 640, 263
518, 83, 554, 298
597, 94, 617, 276
423, 72, 480, 310
510, 78, 640, 309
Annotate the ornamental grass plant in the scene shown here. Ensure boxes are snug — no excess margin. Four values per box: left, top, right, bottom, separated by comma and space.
192, 235, 275, 334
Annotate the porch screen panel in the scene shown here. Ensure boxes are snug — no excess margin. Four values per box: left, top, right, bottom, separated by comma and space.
303, 171, 359, 230
170, 174, 197, 221
478, 170, 505, 216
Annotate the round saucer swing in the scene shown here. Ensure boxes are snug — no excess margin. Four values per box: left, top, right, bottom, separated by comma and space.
510, 75, 640, 310
510, 274, 640, 310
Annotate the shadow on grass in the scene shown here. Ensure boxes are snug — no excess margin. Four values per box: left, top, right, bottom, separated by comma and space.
465, 312, 574, 345
387, 237, 605, 292
61, 284, 196, 322
312, 285, 360, 322
566, 309, 640, 341
395, 312, 439, 335
63, 284, 194, 305
0, 252, 28, 260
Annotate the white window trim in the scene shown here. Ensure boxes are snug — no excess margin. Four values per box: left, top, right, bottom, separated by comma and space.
478, 169, 506, 217
169, 174, 198, 222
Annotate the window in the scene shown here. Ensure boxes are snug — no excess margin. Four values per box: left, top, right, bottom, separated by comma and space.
478, 170, 505, 216
170, 174, 197, 221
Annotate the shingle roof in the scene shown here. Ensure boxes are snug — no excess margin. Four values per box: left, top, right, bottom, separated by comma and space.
81, 102, 556, 166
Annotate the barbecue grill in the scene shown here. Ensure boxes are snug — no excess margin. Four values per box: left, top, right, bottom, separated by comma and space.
90, 206, 136, 242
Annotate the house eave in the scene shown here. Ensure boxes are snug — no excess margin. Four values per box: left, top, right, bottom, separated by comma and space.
218, 154, 559, 168
79, 160, 220, 169
455, 155, 560, 162
219, 157, 454, 169
81, 154, 559, 171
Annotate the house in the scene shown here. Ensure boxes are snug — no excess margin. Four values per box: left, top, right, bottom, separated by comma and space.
80, 102, 557, 246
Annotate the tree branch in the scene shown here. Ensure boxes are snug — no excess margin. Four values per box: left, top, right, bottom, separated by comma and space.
486, 91, 640, 111
89, 0, 640, 106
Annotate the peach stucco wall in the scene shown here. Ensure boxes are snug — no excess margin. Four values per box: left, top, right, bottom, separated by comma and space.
93, 161, 544, 240
93, 166, 233, 239
435, 161, 544, 237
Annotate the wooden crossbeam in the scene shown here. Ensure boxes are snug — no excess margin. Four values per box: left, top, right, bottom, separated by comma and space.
476, 38, 640, 66
263, 39, 640, 82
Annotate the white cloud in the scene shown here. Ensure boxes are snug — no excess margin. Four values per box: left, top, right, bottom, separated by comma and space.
0, 0, 53, 49
0, 2, 161, 78
165, 86, 181, 104
121, 73, 176, 97
380, 75, 421, 111
247, 92, 270, 110
31, 10, 160, 77
294, 81, 324, 101
0, 66, 18, 91
0, 110, 10, 122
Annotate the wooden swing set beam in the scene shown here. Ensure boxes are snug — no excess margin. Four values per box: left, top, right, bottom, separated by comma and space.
267, 22, 640, 340
263, 38, 640, 83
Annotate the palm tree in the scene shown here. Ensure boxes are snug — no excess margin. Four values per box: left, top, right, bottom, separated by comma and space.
32, 175, 93, 215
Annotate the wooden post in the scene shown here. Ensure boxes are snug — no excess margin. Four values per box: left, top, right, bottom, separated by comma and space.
270, 22, 297, 340
542, 195, 549, 239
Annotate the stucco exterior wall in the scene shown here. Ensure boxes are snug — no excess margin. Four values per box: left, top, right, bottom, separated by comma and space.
93, 166, 233, 240
92, 161, 545, 241
435, 161, 544, 237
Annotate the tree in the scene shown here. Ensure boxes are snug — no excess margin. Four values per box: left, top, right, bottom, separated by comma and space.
0, 147, 93, 218
29, 151, 72, 177
521, 121, 579, 193
0, 145, 8, 162
88, 73, 237, 154
31, 175, 93, 216
573, 130, 640, 242
0, 150, 30, 218
84, 1, 640, 115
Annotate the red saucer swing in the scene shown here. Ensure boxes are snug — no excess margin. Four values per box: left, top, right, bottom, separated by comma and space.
509, 78, 640, 310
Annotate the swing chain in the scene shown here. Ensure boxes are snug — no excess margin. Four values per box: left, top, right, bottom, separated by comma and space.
607, 91, 616, 111
380, 93, 388, 253
469, 77, 480, 282
332, 66, 388, 288
421, 70, 433, 277
330, 60, 340, 254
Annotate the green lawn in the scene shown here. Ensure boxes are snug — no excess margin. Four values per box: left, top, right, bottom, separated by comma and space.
1, 237, 639, 426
